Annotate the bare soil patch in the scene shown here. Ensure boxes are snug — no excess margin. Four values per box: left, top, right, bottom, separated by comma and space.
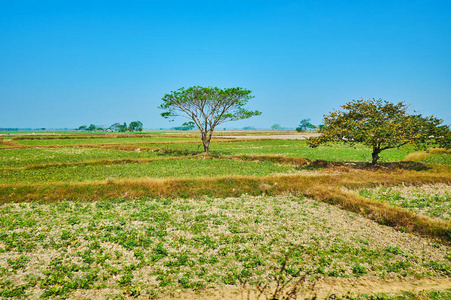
152, 277, 451, 300
220, 134, 320, 140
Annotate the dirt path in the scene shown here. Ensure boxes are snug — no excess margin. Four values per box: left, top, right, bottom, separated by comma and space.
312, 276, 451, 298
220, 133, 321, 140
158, 276, 451, 300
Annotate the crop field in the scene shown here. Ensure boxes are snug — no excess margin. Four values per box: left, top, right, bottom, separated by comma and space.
0, 131, 451, 299
357, 184, 451, 222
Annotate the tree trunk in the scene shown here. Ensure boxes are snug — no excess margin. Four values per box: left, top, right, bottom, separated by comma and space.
201, 132, 211, 154
203, 141, 210, 153
371, 148, 381, 164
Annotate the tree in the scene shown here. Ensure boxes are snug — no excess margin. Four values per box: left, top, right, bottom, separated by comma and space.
109, 123, 121, 131
182, 121, 195, 130
87, 124, 97, 131
117, 122, 128, 132
307, 98, 451, 164
271, 124, 281, 130
159, 86, 261, 153
172, 122, 195, 131
128, 121, 143, 132
77, 125, 87, 131
296, 119, 315, 132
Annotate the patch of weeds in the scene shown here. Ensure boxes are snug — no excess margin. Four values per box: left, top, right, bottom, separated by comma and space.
133, 248, 146, 261
165, 252, 195, 267
151, 243, 168, 261
445, 252, 451, 262
178, 276, 205, 290
358, 186, 451, 221
40, 257, 99, 298
385, 246, 404, 256
7, 255, 30, 271
192, 235, 217, 250
60, 229, 74, 241
146, 224, 168, 239
190, 222, 209, 234
67, 215, 81, 225
352, 264, 367, 275
1, 232, 36, 252
0, 279, 29, 299
156, 274, 172, 287
117, 273, 133, 287
385, 261, 411, 273
222, 270, 239, 285
123, 285, 141, 297
146, 290, 160, 299
254, 247, 310, 300
107, 229, 153, 250
424, 260, 451, 275
106, 293, 127, 300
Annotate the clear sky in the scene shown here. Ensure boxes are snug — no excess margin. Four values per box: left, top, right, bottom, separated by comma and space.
1, 0, 450, 129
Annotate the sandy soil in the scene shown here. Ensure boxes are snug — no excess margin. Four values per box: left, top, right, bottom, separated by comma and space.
70, 276, 451, 299
220, 134, 321, 140
155, 276, 451, 300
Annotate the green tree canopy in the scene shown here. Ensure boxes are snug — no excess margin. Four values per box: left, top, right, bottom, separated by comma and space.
296, 119, 315, 132
87, 124, 97, 131
117, 122, 128, 132
271, 124, 281, 130
128, 121, 143, 132
109, 123, 121, 131
159, 86, 261, 153
307, 98, 450, 164
172, 122, 195, 131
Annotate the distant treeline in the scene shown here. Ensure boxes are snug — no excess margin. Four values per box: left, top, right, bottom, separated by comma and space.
0, 128, 59, 131
0, 128, 20, 131
77, 121, 143, 132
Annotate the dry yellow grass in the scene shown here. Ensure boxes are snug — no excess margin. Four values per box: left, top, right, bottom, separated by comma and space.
404, 151, 431, 161
429, 148, 451, 154
405, 148, 451, 162
0, 139, 28, 148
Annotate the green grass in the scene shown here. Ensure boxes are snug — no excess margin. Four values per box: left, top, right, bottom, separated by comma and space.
1, 196, 450, 298
0, 147, 173, 168
422, 153, 451, 165
358, 185, 451, 221
0, 158, 293, 184
0, 148, 165, 168
6, 134, 426, 164
140, 140, 412, 163
14, 136, 200, 146
0, 138, 419, 186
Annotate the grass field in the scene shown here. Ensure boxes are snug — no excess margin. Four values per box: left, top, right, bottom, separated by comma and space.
357, 184, 451, 222
0, 131, 450, 299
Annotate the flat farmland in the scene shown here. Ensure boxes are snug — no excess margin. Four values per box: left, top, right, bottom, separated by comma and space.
0, 131, 450, 299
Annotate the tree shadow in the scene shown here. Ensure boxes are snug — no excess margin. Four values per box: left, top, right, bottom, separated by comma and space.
155, 147, 231, 157
300, 160, 431, 172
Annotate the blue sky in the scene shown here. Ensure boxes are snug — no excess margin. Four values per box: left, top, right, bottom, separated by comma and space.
1, 0, 450, 129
